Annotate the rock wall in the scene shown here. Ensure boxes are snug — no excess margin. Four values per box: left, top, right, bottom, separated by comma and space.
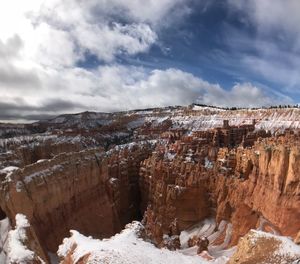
1, 110, 300, 263
0, 142, 154, 261
139, 133, 300, 247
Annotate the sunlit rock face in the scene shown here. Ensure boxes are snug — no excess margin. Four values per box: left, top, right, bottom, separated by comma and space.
0, 106, 300, 263
139, 132, 300, 247
0, 142, 154, 255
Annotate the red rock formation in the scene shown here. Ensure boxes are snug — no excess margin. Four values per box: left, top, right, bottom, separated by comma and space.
139, 129, 300, 247
0, 142, 154, 261
1, 109, 300, 263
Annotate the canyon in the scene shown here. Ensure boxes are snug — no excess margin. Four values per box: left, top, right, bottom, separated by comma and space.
0, 105, 300, 263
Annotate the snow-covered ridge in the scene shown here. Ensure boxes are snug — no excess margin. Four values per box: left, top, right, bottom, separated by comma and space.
5, 214, 45, 264
0, 217, 11, 263
58, 220, 300, 264
58, 221, 225, 264
2, 107, 300, 144
170, 107, 300, 132
230, 229, 300, 263
249, 229, 300, 258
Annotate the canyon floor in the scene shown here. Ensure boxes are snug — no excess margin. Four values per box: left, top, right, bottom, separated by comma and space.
0, 105, 300, 263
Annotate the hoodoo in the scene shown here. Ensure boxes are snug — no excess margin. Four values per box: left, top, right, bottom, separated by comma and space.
0, 106, 300, 263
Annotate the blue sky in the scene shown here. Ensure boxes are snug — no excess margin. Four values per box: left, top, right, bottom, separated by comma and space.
0, 0, 299, 121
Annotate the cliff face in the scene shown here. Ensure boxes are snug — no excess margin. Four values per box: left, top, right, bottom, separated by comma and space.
1, 107, 300, 263
0, 142, 154, 260
139, 132, 300, 247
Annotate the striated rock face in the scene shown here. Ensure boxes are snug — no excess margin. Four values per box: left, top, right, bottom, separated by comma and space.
140, 152, 211, 246
1, 106, 300, 263
139, 131, 300, 247
0, 142, 155, 260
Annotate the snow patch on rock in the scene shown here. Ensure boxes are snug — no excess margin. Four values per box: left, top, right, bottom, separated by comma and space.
6, 214, 36, 263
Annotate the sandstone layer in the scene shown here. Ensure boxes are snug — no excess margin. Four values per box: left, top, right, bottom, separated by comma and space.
140, 131, 300, 247
0, 106, 300, 263
0, 142, 154, 261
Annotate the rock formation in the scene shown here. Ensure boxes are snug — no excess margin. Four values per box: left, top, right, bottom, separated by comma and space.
0, 106, 300, 263
139, 130, 300, 247
228, 230, 300, 264
0, 142, 155, 261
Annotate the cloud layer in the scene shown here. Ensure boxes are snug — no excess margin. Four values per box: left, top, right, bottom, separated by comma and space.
0, 65, 289, 121
0, 0, 293, 121
227, 0, 300, 92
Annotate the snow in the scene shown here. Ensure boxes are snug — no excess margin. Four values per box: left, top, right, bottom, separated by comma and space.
50, 116, 67, 124
58, 221, 230, 264
168, 107, 300, 132
249, 230, 300, 260
164, 152, 176, 161
106, 139, 158, 156
0, 217, 11, 263
180, 218, 217, 248
204, 157, 213, 169
185, 156, 193, 162
192, 105, 225, 112
16, 165, 64, 192
179, 218, 235, 262
257, 215, 279, 235
24, 165, 64, 184
6, 214, 39, 263
36, 159, 48, 163
109, 177, 119, 184
0, 166, 19, 181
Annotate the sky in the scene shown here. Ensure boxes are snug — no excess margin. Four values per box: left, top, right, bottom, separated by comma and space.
0, 0, 299, 121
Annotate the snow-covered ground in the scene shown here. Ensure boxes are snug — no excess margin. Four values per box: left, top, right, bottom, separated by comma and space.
179, 218, 235, 260
249, 230, 300, 258
0, 217, 11, 263
0, 214, 45, 264
58, 221, 229, 264
58, 217, 300, 264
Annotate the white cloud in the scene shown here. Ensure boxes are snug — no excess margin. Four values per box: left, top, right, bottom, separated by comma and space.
231, 0, 300, 43
200, 82, 291, 108
0, 0, 159, 68
74, 0, 191, 27
0, 0, 292, 121
0, 65, 287, 119
227, 0, 300, 92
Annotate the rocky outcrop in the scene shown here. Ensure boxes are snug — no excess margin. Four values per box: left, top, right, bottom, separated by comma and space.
0, 142, 155, 261
139, 131, 300, 247
1, 106, 300, 263
228, 229, 300, 264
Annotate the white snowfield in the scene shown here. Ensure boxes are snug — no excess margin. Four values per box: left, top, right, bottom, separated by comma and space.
1, 107, 299, 155
58, 221, 228, 264
131, 106, 300, 134
179, 218, 235, 259
0, 215, 299, 263
170, 107, 300, 132
58, 218, 300, 264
